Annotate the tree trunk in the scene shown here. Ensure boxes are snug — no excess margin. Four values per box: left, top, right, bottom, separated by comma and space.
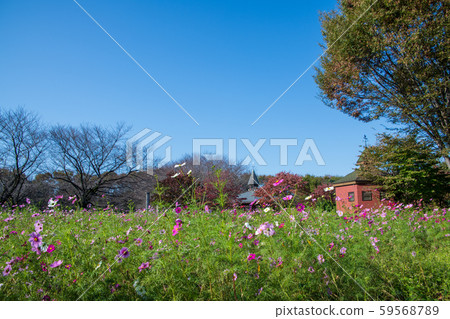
444, 156, 450, 171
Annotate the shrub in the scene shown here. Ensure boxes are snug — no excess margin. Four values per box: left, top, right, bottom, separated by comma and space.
254, 172, 309, 206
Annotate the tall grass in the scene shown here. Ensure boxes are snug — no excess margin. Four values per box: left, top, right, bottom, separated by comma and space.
0, 201, 448, 300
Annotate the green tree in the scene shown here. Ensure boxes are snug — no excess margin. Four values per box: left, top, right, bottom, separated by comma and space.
358, 134, 449, 204
315, 0, 450, 169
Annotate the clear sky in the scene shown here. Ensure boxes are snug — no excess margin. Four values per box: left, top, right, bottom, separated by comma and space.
0, 0, 387, 176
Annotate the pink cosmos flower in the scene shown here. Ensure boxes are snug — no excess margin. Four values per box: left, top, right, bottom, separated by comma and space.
2, 264, 12, 276
28, 232, 42, 248
317, 254, 325, 264
126, 227, 132, 236
68, 195, 77, 204
255, 222, 275, 237
276, 257, 283, 267
282, 195, 293, 201
172, 224, 181, 236
34, 220, 43, 233
50, 260, 63, 268
308, 266, 315, 273
135, 238, 143, 246
233, 273, 237, 281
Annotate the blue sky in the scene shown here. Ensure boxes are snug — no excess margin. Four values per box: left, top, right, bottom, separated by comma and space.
0, 0, 386, 176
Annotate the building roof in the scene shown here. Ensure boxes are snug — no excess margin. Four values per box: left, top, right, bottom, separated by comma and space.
333, 170, 370, 186
237, 190, 259, 204
247, 169, 260, 187
334, 150, 373, 186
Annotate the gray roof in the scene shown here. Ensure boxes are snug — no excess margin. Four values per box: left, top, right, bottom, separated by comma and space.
248, 169, 260, 186
237, 190, 259, 204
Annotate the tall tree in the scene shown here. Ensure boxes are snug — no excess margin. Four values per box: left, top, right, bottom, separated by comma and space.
315, 0, 450, 169
49, 123, 133, 207
0, 107, 47, 204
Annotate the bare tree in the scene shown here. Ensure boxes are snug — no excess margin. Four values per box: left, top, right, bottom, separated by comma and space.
49, 123, 134, 207
0, 107, 47, 204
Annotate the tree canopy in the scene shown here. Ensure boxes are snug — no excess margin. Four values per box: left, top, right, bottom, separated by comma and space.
315, 0, 450, 169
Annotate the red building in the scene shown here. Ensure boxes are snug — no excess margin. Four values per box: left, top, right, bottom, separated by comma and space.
333, 169, 382, 212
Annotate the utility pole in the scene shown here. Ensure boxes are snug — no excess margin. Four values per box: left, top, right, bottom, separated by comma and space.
145, 192, 150, 210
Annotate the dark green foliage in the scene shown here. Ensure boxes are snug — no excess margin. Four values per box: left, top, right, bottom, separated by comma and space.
358, 134, 450, 204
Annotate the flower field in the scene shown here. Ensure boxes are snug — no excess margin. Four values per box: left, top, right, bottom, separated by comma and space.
0, 200, 449, 301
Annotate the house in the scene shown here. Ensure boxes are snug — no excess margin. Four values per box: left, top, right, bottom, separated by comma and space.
333, 157, 382, 211
237, 169, 260, 205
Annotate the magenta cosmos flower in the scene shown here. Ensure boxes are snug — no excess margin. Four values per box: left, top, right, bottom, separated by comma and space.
172, 219, 183, 236
329, 242, 335, 251
28, 232, 42, 248
47, 245, 55, 253
117, 247, 130, 262
273, 179, 284, 186
247, 253, 256, 261
296, 203, 305, 212
138, 262, 150, 272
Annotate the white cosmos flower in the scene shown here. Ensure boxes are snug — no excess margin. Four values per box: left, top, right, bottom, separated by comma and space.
324, 186, 335, 192
171, 172, 180, 178
337, 210, 344, 217
48, 198, 57, 208
263, 207, 271, 212
187, 170, 192, 175
305, 195, 312, 200
95, 260, 102, 270
174, 162, 186, 168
